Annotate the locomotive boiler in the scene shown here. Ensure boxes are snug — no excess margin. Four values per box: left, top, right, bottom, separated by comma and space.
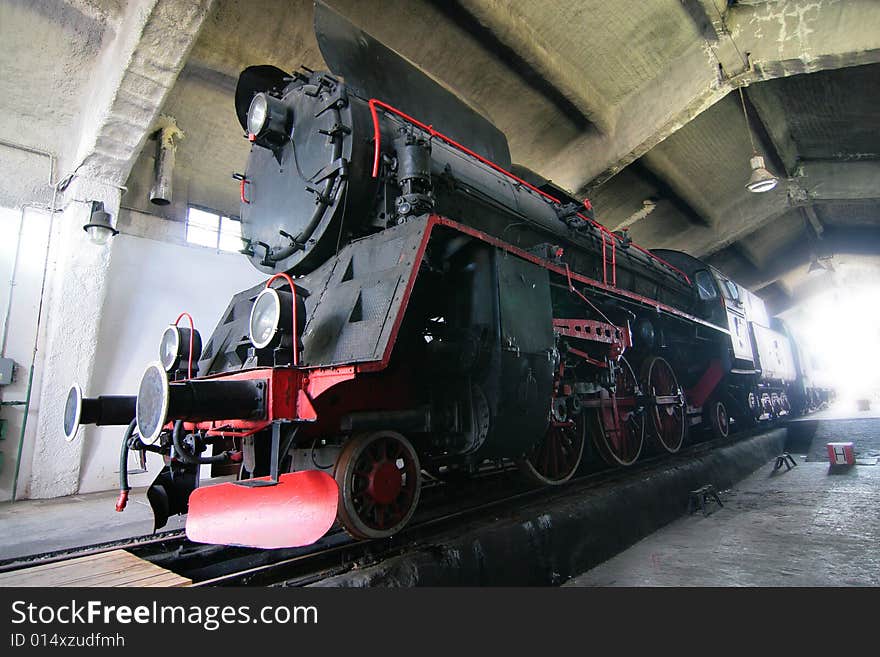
62, 2, 819, 548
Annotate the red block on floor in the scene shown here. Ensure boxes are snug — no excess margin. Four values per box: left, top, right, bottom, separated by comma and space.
826, 442, 855, 466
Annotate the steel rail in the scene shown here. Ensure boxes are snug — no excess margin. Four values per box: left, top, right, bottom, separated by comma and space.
0, 422, 784, 585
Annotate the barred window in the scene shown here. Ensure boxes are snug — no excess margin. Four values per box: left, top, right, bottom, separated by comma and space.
185, 207, 243, 253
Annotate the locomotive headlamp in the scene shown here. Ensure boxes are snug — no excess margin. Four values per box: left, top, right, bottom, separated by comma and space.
247, 93, 289, 145
137, 364, 170, 443
247, 94, 268, 135
159, 325, 202, 373
63, 384, 84, 441
249, 288, 289, 349
63, 383, 137, 442
136, 361, 267, 443
249, 286, 306, 351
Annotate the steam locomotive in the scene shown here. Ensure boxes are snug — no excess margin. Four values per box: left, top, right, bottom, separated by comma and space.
62, 3, 821, 549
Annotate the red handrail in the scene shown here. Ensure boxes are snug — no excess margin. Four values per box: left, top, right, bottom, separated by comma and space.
173, 312, 196, 379
265, 273, 300, 367
367, 98, 691, 286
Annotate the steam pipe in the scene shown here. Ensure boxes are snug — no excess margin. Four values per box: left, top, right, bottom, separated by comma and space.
149, 118, 183, 206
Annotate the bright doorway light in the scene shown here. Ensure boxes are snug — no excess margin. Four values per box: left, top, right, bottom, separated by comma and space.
787, 281, 880, 409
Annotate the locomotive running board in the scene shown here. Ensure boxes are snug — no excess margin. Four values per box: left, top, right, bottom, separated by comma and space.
185, 471, 339, 549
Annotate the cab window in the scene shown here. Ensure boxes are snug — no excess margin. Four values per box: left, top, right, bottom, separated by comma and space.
695, 270, 717, 301
716, 274, 740, 301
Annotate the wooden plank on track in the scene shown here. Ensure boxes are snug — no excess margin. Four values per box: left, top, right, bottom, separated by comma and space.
0, 550, 191, 587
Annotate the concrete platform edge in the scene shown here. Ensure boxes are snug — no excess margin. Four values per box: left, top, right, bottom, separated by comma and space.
312, 428, 787, 587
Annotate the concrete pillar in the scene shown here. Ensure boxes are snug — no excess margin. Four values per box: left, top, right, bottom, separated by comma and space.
25, 178, 120, 499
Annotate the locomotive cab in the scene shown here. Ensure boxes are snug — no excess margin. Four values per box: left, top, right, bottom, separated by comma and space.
712, 269, 755, 368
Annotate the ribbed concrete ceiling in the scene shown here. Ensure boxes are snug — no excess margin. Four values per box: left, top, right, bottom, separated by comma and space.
3, 0, 878, 318
137, 0, 880, 316
778, 65, 880, 160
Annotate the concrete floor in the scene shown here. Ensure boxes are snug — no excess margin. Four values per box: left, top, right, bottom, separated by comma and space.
0, 487, 184, 561
565, 412, 880, 587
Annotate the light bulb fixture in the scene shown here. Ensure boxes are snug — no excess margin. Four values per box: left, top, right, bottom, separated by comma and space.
82, 201, 118, 245
738, 87, 778, 193
746, 155, 778, 193
807, 254, 837, 277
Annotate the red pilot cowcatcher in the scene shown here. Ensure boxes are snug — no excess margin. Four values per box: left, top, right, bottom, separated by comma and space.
174, 366, 354, 549
186, 471, 339, 548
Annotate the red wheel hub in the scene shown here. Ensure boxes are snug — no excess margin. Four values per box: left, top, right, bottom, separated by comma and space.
367, 460, 403, 505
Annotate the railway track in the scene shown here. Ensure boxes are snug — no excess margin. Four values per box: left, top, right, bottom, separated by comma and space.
0, 425, 778, 586
0, 529, 186, 574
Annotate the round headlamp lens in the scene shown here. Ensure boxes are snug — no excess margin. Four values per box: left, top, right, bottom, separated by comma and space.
136, 363, 169, 443
250, 289, 281, 349
159, 326, 181, 371
247, 93, 268, 136
63, 384, 83, 442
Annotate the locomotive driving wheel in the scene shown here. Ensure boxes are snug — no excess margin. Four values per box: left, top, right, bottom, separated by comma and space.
590, 356, 645, 466
334, 430, 421, 539
641, 356, 686, 453
518, 404, 586, 485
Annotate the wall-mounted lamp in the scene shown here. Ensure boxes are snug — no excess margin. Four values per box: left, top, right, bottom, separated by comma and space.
739, 88, 778, 193
82, 201, 118, 245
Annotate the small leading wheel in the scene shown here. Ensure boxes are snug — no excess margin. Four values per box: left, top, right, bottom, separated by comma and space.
590, 357, 646, 466
518, 409, 586, 485
641, 356, 686, 453
334, 430, 421, 539
739, 390, 760, 428
705, 396, 731, 439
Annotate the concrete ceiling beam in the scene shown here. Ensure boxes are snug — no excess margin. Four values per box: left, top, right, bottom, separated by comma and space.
798, 160, 880, 201
744, 84, 799, 178
655, 184, 792, 259
680, 0, 723, 44
565, 40, 727, 195
731, 0, 880, 79
729, 240, 761, 272
801, 204, 825, 240
734, 225, 880, 291
454, 0, 614, 134
59, 0, 123, 26
66, 0, 215, 188
563, 0, 880, 196
759, 281, 795, 316
664, 157, 880, 265
627, 160, 711, 227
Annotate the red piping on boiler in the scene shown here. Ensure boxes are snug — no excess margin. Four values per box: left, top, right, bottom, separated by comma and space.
367, 98, 691, 286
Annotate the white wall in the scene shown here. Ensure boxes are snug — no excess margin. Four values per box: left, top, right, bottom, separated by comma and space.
0, 204, 263, 500
77, 229, 263, 494
0, 206, 51, 501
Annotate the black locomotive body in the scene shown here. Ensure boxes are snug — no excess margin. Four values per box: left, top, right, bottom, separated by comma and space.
64, 3, 821, 548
